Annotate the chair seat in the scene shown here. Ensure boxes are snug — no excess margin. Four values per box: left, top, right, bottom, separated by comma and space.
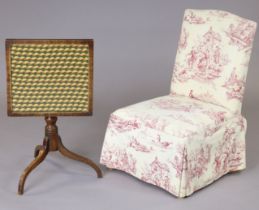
100, 94, 246, 197
109, 95, 233, 141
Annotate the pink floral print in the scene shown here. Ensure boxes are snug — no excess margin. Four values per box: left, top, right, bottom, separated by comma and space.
179, 28, 189, 50
174, 27, 229, 83
100, 9, 256, 198
223, 69, 246, 101
100, 145, 137, 174
214, 125, 245, 174
152, 135, 173, 149
141, 157, 173, 193
100, 94, 247, 197
108, 114, 140, 133
187, 145, 212, 179
226, 20, 257, 51
171, 9, 257, 114
184, 10, 206, 24
145, 117, 170, 132
129, 138, 152, 152
169, 146, 186, 177
209, 10, 229, 18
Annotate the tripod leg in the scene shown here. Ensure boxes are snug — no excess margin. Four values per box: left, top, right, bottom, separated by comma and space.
58, 138, 103, 178
34, 145, 42, 158
34, 138, 48, 157
18, 145, 48, 195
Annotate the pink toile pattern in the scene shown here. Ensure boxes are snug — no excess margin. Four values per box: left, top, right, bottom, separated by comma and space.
100, 9, 257, 198
174, 27, 229, 83
222, 69, 246, 101
171, 9, 257, 114
225, 20, 256, 52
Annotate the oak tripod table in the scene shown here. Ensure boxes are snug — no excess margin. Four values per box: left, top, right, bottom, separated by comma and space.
6, 39, 103, 195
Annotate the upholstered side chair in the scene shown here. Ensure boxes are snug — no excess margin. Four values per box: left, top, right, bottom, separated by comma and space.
100, 9, 257, 197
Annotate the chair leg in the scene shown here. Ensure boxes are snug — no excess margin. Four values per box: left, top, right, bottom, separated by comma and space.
57, 137, 103, 178
18, 145, 48, 195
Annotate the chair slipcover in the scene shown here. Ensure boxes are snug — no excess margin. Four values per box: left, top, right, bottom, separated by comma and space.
100, 9, 257, 197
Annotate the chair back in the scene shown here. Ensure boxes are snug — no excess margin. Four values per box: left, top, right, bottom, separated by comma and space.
171, 9, 257, 114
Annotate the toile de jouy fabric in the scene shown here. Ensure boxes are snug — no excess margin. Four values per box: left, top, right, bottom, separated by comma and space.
100, 9, 257, 198
171, 9, 257, 114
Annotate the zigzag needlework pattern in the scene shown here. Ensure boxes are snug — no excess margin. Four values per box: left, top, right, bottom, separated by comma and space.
10, 43, 90, 113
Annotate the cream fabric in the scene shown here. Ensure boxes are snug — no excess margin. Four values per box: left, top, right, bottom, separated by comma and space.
100, 95, 246, 197
100, 9, 257, 197
171, 9, 257, 114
